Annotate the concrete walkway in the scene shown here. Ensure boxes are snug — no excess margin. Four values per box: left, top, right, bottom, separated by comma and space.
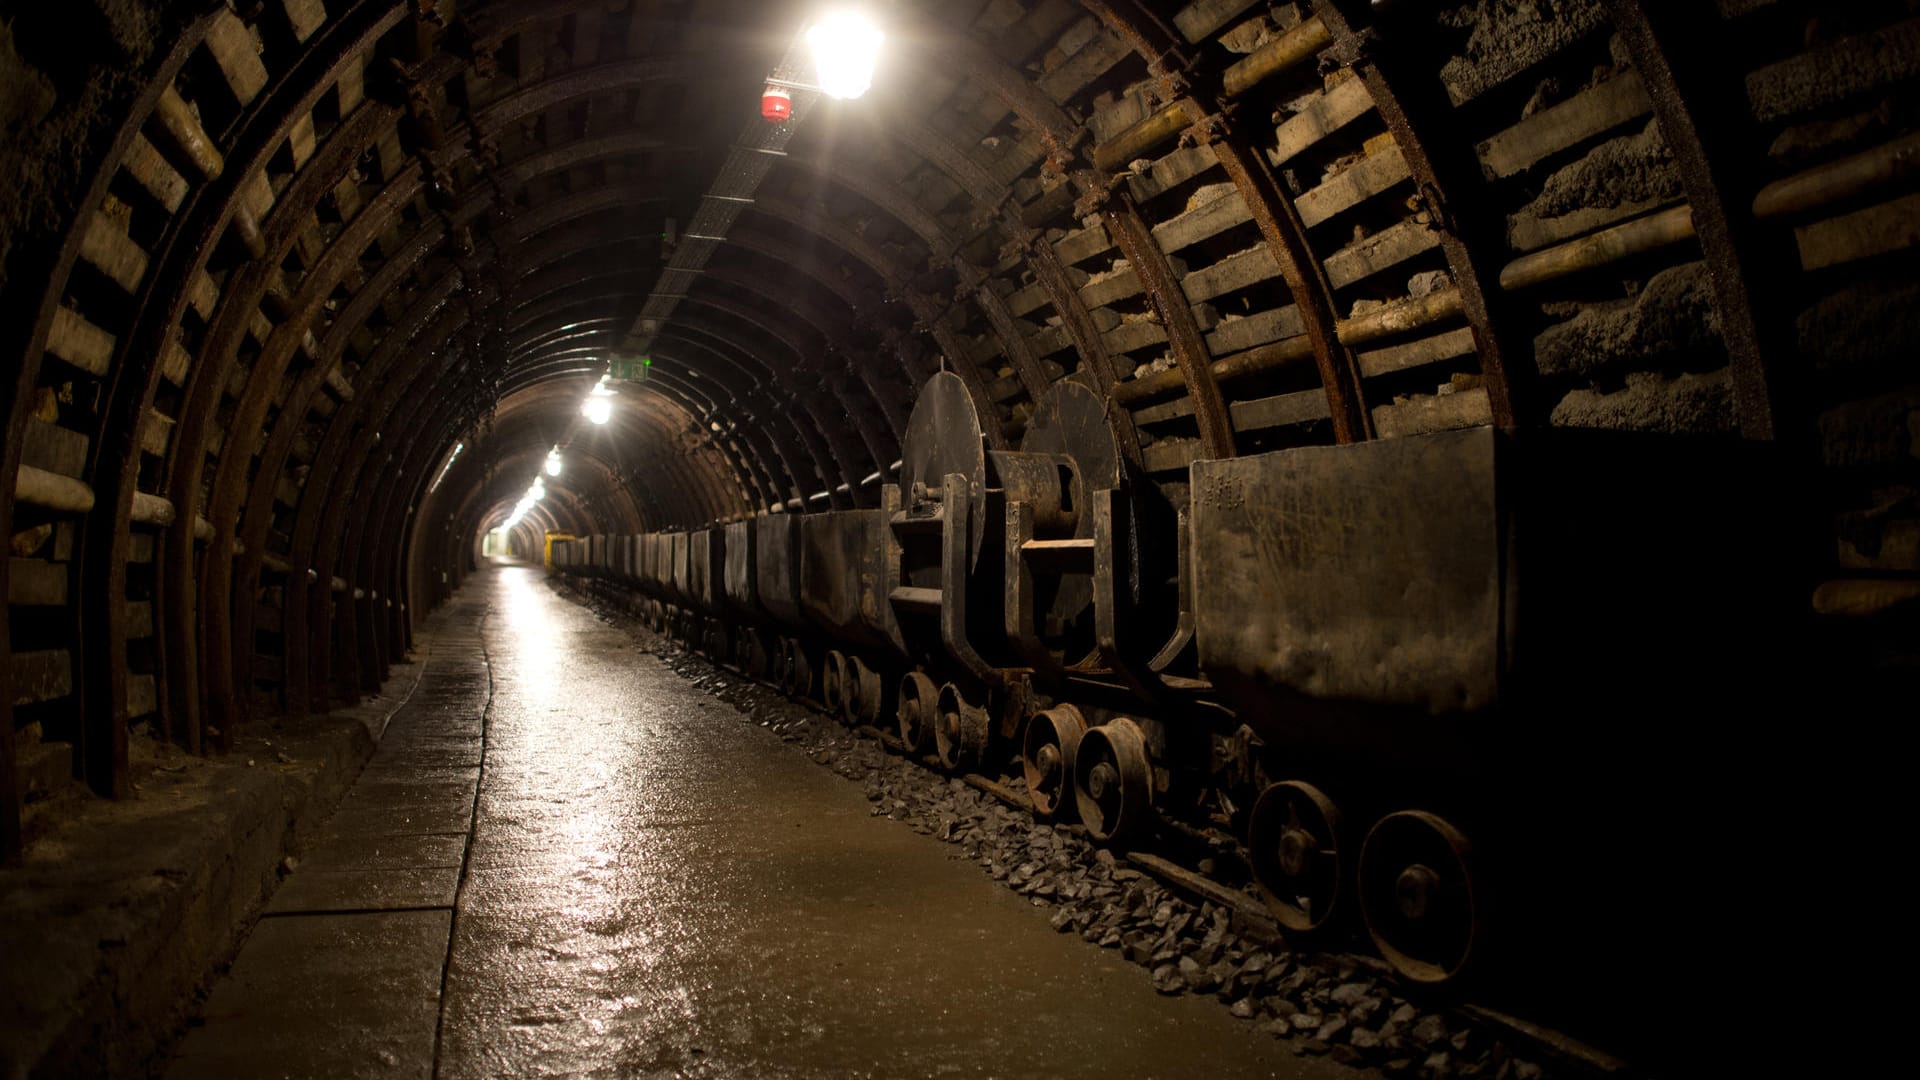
166, 564, 1344, 1079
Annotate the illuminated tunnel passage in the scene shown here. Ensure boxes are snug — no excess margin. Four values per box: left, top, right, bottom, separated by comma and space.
1, 0, 1912, 1076
164, 565, 1337, 1079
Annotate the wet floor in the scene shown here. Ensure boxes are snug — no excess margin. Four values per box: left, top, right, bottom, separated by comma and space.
166, 564, 1349, 1079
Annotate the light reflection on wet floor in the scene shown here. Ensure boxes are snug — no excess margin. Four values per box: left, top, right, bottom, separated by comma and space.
173, 565, 1344, 1080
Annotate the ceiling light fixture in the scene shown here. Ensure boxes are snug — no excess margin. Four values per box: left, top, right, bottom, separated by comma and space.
805, 10, 884, 100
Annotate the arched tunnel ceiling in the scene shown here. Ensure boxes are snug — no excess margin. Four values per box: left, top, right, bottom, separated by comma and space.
2, 0, 1917, 843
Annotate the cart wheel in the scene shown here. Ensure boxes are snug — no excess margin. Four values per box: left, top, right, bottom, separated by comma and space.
784, 639, 812, 699
896, 671, 937, 754
1021, 705, 1088, 820
1073, 718, 1152, 844
822, 650, 848, 717
933, 682, 989, 773
846, 655, 885, 726
1358, 810, 1482, 985
1248, 780, 1346, 935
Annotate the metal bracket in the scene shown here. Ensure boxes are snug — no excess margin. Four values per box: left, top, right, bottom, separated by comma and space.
1147, 54, 1191, 107
1411, 181, 1455, 237
1181, 107, 1231, 149
1071, 171, 1124, 221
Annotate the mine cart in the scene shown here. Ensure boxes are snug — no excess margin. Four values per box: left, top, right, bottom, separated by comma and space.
885, 373, 1196, 810
1189, 425, 1784, 985
618, 534, 641, 584
999, 378, 1191, 829
720, 520, 766, 674
799, 509, 904, 721
684, 528, 728, 656
880, 372, 1035, 773
662, 531, 689, 609
751, 514, 815, 698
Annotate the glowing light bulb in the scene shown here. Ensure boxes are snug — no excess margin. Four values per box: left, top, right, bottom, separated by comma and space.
583, 395, 612, 424
505, 491, 537, 529
545, 449, 563, 477
807, 11, 883, 100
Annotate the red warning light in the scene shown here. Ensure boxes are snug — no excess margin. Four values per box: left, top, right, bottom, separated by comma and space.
761, 85, 793, 122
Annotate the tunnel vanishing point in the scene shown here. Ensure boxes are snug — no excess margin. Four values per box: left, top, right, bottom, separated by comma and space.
1, 1, 1916, 1077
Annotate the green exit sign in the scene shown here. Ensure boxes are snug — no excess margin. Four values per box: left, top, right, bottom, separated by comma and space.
609, 356, 652, 382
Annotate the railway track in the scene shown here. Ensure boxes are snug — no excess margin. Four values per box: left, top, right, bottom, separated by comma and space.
558, 568, 1640, 1080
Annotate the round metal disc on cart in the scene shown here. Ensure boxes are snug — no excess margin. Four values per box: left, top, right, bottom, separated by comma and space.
1019, 377, 1122, 515
900, 371, 989, 568
1015, 378, 1121, 638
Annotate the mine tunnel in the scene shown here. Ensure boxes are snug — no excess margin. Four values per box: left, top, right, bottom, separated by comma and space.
0, 0, 1913, 1076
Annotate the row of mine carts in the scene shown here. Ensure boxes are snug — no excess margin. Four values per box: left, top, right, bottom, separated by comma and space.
550, 372, 1780, 989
